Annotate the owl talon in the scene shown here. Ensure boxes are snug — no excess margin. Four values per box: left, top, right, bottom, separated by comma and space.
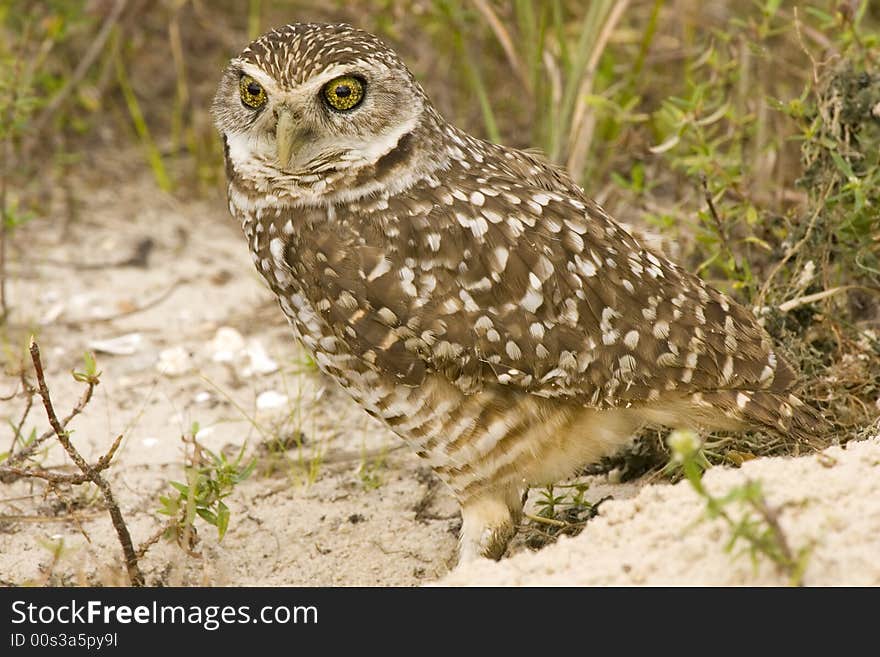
458, 493, 521, 563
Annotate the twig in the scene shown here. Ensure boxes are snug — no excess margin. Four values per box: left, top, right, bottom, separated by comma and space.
755, 181, 833, 307
369, 539, 433, 563
27, 339, 144, 586
0, 381, 20, 401
524, 512, 567, 528
135, 519, 177, 561
34, 237, 155, 271
6, 370, 97, 468
777, 286, 849, 313
701, 176, 732, 258
62, 276, 186, 327
0, 435, 123, 485
4, 371, 34, 461
792, 7, 822, 89
11, 379, 33, 437
0, 513, 104, 523
751, 492, 796, 568
1, 464, 100, 484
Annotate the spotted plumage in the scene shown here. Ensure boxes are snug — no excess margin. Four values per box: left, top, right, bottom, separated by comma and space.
214, 23, 822, 562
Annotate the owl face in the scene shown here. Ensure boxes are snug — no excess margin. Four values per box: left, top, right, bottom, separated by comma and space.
212, 23, 427, 185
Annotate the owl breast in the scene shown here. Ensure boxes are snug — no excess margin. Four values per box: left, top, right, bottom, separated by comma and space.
231, 183, 494, 475
231, 185, 419, 419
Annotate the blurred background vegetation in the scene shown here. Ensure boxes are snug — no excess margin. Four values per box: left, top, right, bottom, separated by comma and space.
1, 0, 878, 449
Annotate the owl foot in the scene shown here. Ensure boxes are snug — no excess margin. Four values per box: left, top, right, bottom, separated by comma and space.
458, 492, 522, 563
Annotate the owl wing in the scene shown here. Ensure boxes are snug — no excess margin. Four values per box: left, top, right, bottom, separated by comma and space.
294, 169, 793, 411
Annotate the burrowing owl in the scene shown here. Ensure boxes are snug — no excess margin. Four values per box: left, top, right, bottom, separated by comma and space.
213, 23, 820, 562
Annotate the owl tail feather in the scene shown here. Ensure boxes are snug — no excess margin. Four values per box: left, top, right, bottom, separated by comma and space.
698, 389, 829, 449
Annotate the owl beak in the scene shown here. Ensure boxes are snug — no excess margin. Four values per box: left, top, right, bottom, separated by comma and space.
275, 106, 302, 169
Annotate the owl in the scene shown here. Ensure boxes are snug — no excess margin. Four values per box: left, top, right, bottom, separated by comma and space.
213, 23, 821, 563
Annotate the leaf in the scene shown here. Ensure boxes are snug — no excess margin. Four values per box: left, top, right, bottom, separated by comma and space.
239, 458, 256, 481
649, 133, 680, 154
82, 351, 97, 376
157, 495, 179, 516
829, 151, 855, 180
743, 236, 772, 251
216, 502, 230, 540
72, 352, 100, 384
725, 450, 757, 466
694, 102, 730, 126
196, 507, 217, 525
169, 481, 188, 495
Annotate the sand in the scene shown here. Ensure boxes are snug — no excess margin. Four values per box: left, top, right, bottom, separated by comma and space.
443, 435, 880, 586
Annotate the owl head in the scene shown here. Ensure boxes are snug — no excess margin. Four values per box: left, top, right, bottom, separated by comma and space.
213, 23, 432, 193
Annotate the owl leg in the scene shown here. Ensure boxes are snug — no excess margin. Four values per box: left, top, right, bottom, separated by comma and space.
457, 487, 523, 562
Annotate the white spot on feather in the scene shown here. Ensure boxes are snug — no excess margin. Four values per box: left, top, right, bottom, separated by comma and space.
520, 288, 543, 313
532, 193, 551, 206
367, 258, 392, 281
624, 330, 640, 350
618, 354, 637, 375
269, 238, 285, 263
492, 246, 509, 272
721, 355, 734, 384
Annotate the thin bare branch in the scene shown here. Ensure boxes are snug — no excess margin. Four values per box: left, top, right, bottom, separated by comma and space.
61, 276, 186, 327
28, 339, 144, 587
7, 369, 97, 467
756, 181, 833, 307
135, 519, 176, 561
702, 176, 733, 258
777, 286, 849, 313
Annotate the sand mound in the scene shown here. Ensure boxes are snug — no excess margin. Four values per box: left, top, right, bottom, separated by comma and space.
442, 435, 880, 586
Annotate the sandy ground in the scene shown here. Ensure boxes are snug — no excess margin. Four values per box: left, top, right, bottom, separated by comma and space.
1, 174, 878, 586
443, 436, 880, 586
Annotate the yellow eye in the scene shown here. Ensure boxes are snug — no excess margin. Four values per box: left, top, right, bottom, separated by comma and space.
322, 76, 365, 111
239, 74, 267, 109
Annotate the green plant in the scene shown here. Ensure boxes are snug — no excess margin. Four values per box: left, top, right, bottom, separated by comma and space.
524, 482, 608, 550
113, 33, 173, 193
357, 442, 387, 491
158, 424, 255, 548
429, 0, 634, 181
668, 429, 812, 586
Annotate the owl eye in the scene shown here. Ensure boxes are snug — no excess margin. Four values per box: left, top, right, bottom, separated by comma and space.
239, 74, 267, 109
322, 75, 365, 111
